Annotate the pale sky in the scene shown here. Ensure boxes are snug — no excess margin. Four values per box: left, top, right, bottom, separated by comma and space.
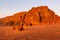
0, 0, 60, 18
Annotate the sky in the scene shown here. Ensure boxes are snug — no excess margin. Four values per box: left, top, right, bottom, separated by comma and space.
0, 0, 60, 18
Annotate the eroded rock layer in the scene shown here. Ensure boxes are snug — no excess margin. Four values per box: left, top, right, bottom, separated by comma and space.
0, 6, 60, 26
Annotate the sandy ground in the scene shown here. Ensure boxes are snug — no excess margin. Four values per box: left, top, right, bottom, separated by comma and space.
0, 23, 60, 40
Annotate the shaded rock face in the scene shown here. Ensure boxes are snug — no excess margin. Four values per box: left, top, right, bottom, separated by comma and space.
0, 6, 60, 26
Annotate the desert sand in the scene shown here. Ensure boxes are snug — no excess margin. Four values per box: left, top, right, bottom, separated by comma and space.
0, 23, 60, 40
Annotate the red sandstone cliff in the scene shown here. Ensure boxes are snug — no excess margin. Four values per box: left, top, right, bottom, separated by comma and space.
0, 6, 60, 26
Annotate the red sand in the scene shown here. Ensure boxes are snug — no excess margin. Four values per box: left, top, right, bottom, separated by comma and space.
0, 23, 60, 40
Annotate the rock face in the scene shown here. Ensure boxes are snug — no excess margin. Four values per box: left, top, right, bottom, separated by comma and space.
0, 6, 60, 26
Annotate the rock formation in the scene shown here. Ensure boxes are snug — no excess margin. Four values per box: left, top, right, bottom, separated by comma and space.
0, 6, 60, 26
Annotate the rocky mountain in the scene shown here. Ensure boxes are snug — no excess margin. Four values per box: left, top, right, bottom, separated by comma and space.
0, 6, 60, 26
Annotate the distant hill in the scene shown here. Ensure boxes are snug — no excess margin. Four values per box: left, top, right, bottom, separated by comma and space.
0, 6, 60, 26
